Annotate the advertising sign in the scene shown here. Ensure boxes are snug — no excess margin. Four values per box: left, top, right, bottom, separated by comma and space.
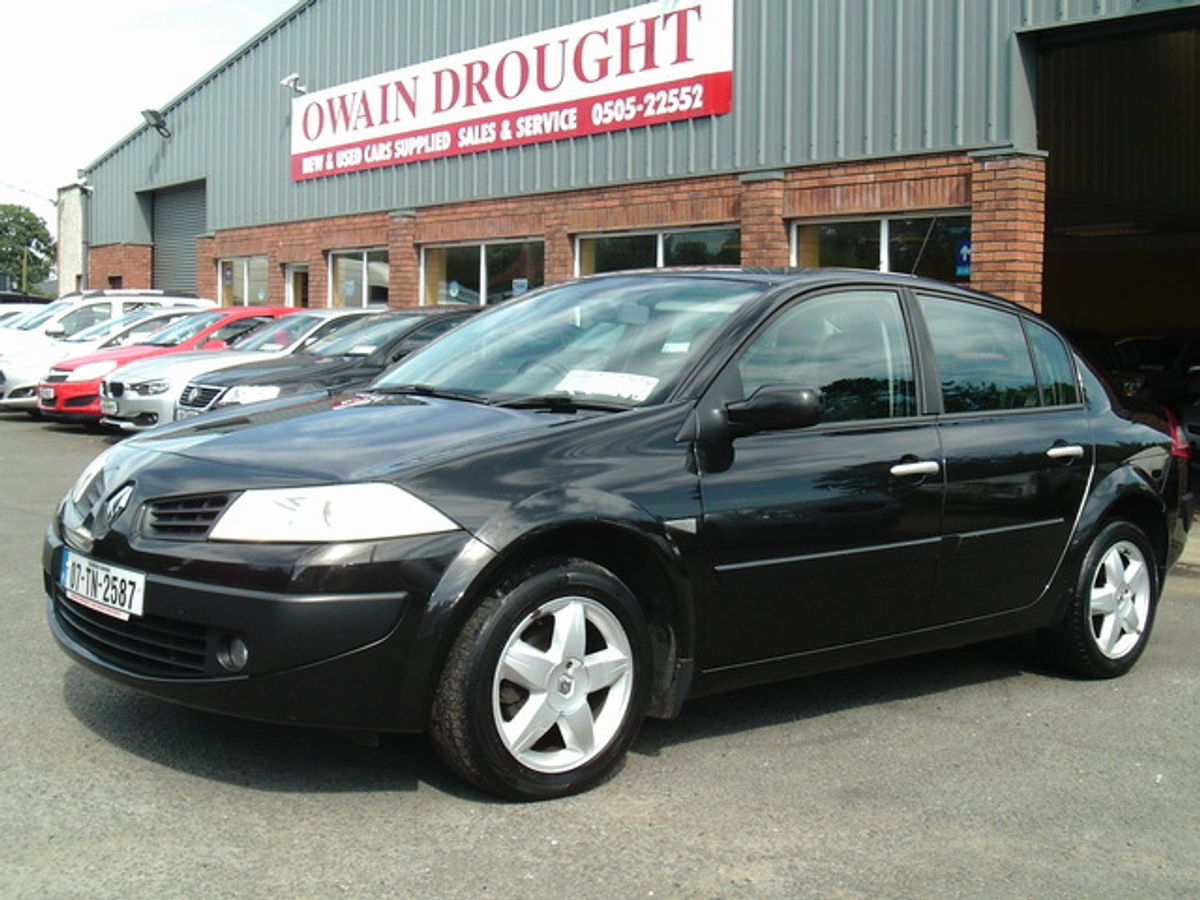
290, 0, 733, 181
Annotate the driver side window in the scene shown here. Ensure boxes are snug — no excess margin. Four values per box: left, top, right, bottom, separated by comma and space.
735, 290, 916, 422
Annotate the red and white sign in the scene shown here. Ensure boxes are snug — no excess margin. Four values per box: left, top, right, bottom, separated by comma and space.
290, 0, 733, 181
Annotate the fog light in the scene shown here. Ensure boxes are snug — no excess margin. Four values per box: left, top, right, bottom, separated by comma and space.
217, 635, 250, 672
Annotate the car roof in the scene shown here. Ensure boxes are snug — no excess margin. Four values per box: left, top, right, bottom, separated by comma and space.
372, 305, 479, 317
570, 267, 1027, 313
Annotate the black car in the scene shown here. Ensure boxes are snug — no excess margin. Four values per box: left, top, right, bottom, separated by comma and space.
44, 270, 1192, 800
175, 306, 476, 418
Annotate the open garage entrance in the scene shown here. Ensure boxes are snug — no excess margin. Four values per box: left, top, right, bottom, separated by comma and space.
1037, 8, 1199, 336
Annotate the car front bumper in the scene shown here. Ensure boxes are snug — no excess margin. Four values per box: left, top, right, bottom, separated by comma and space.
37, 379, 104, 419
98, 390, 176, 431
43, 524, 477, 731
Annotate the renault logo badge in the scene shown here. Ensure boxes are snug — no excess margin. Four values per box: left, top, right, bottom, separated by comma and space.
102, 485, 134, 526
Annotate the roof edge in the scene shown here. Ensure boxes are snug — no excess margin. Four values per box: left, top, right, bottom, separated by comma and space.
83, 0, 317, 175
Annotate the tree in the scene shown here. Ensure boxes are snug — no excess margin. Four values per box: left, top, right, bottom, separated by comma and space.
0, 204, 55, 292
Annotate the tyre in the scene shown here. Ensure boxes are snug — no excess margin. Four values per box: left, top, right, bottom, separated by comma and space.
430, 558, 651, 800
1041, 520, 1159, 678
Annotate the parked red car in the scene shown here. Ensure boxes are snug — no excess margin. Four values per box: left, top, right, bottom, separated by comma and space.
37, 306, 295, 423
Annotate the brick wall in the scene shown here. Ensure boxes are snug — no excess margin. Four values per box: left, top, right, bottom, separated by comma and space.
88, 150, 1048, 310
968, 153, 1047, 310
89, 244, 152, 290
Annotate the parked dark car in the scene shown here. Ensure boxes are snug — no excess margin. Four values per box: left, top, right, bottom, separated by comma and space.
174, 306, 475, 419
43, 270, 1192, 800
1070, 332, 1200, 412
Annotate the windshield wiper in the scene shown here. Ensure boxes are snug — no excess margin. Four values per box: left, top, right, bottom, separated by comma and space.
372, 383, 493, 405
496, 393, 631, 413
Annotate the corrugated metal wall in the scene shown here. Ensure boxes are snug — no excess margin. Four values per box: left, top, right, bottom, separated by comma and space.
85, 0, 1198, 245
1039, 22, 1199, 215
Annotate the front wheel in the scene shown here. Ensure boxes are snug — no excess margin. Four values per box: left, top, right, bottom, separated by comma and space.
1041, 521, 1159, 678
430, 558, 651, 800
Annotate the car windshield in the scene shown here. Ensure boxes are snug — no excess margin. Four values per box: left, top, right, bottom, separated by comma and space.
141, 311, 223, 346
232, 314, 321, 352
15, 300, 71, 330
0, 309, 39, 329
374, 275, 766, 406
63, 309, 156, 343
302, 314, 422, 357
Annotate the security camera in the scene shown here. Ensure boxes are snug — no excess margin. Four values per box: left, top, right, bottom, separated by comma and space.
280, 73, 307, 94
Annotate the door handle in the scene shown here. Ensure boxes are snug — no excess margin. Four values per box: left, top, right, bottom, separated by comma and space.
1046, 444, 1085, 460
890, 460, 940, 478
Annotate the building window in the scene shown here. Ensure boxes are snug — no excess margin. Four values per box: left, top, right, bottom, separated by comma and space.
792, 214, 971, 283
330, 248, 389, 308
219, 256, 270, 306
576, 226, 741, 276
422, 240, 544, 306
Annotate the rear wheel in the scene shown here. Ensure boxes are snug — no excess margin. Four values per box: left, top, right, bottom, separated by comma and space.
430, 558, 651, 800
1041, 521, 1158, 678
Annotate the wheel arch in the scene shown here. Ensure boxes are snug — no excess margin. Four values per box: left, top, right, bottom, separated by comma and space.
405, 492, 699, 730
1075, 465, 1169, 589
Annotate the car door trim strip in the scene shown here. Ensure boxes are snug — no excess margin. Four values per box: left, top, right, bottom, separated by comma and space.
953, 518, 1065, 540
714, 536, 942, 572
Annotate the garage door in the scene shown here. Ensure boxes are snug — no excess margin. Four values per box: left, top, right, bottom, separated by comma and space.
152, 181, 206, 292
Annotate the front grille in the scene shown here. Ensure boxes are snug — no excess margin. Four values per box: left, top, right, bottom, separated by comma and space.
66, 395, 98, 408
179, 385, 223, 410
142, 493, 233, 539
55, 590, 208, 677
103, 381, 124, 398
45, 373, 69, 384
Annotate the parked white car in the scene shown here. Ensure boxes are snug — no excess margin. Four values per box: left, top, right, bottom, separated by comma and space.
99, 308, 374, 431
0, 290, 213, 357
0, 307, 204, 411
0, 302, 50, 327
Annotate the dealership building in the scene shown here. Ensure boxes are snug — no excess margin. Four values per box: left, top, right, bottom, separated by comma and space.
67, 0, 1198, 334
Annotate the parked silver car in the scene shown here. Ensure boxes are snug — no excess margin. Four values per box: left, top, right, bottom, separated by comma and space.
0, 308, 203, 412
99, 308, 374, 431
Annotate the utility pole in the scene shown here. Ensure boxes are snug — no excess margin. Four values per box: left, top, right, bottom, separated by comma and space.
22, 247, 28, 292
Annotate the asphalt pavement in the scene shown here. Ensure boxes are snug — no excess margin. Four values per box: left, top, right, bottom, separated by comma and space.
1, 412, 1198, 899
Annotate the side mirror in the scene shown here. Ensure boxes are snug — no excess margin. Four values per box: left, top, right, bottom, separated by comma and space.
725, 385, 824, 434
202, 339, 228, 351
44, 323, 66, 338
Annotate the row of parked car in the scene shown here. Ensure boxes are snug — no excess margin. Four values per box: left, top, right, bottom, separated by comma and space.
19, 273, 1196, 800
0, 289, 476, 432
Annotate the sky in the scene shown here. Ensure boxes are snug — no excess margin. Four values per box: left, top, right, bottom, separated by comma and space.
0, 0, 299, 238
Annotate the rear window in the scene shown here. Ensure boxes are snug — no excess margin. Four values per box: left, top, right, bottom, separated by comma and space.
918, 295, 1038, 413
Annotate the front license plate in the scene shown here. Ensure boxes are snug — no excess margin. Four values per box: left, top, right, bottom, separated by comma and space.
59, 549, 145, 621
175, 408, 200, 421
99, 399, 118, 415
39, 387, 55, 403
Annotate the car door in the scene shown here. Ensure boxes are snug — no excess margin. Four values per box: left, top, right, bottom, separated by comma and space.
915, 293, 1092, 624
696, 288, 944, 668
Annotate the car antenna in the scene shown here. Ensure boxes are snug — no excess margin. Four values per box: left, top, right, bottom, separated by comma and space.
910, 216, 938, 275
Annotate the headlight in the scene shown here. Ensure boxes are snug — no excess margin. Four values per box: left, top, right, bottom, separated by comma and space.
209, 483, 459, 542
67, 361, 119, 382
130, 379, 170, 396
216, 384, 282, 407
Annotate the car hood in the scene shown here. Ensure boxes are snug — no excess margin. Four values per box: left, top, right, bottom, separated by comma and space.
191, 353, 372, 388
128, 391, 586, 485
3, 339, 101, 373
50, 344, 169, 372
110, 349, 271, 385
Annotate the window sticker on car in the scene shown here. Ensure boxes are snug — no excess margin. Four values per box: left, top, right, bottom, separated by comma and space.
662, 342, 690, 354
554, 369, 658, 401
